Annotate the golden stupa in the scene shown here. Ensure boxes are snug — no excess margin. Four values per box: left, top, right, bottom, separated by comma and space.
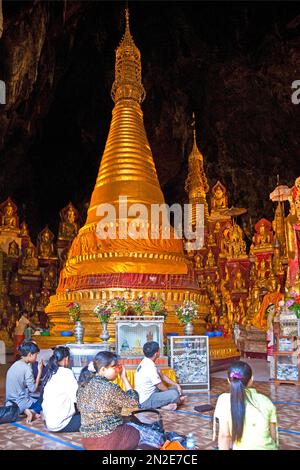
44, 9, 203, 344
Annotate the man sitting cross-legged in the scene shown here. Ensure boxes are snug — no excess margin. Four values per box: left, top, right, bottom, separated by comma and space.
134, 341, 186, 411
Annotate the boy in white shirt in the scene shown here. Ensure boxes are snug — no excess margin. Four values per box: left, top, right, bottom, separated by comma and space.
135, 341, 185, 411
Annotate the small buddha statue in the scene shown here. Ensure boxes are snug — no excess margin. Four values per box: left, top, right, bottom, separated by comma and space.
58, 203, 79, 241
232, 268, 247, 292
211, 183, 227, 211
207, 233, 216, 246
37, 227, 55, 258
1, 199, 18, 231
194, 254, 202, 269
39, 288, 51, 308
237, 298, 247, 325
258, 258, 267, 280
19, 242, 40, 274
205, 249, 216, 267
273, 244, 284, 275
8, 240, 19, 257
252, 219, 273, 250
42, 274, 52, 290
214, 221, 221, 235
20, 221, 29, 237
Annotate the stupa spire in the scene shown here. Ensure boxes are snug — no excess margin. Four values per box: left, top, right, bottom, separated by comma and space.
111, 7, 145, 104
57, 8, 188, 279
185, 113, 209, 225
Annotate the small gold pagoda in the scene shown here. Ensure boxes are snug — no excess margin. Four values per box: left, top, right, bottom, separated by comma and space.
45, 9, 202, 343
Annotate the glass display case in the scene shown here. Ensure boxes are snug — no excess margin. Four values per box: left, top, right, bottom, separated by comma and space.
115, 316, 164, 357
275, 336, 297, 353
274, 353, 299, 383
65, 343, 114, 380
169, 336, 210, 391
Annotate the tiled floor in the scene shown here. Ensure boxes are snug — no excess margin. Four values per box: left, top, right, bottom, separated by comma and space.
0, 358, 300, 450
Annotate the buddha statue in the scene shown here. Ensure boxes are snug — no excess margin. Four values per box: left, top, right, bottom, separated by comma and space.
207, 233, 216, 246
194, 254, 202, 269
252, 219, 273, 251
19, 242, 40, 275
214, 221, 221, 235
37, 227, 56, 258
46, 265, 57, 289
210, 305, 218, 328
39, 288, 51, 309
20, 221, 29, 237
285, 184, 300, 290
1, 199, 18, 232
42, 274, 52, 290
211, 182, 227, 212
223, 291, 234, 326
258, 258, 267, 280
8, 240, 19, 257
58, 203, 79, 242
205, 249, 216, 267
23, 290, 35, 313
232, 267, 247, 292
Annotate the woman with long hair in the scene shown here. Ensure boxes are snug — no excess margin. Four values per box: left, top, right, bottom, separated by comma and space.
213, 361, 278, 450
42, 346, 80, 432
77, 351, 140, 450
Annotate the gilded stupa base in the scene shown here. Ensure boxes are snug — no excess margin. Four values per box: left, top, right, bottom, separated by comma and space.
38, 285, 239, 368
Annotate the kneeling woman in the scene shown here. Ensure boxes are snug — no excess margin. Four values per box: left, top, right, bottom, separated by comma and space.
77, 351, 140, 450
42, 346, 80, 432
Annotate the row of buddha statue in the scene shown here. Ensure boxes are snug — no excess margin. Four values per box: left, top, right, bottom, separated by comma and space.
185, 144, 300, 336
0, 199, 82, 341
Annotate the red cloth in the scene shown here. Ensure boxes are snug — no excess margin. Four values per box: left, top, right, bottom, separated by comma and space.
82, 424, 140, 450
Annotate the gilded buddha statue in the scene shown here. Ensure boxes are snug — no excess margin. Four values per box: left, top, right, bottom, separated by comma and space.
0, 199, 18, 232
20, 221, 29, 237
285, 181, 300, 291
211, 182, 227, 212
37, 227, 56, 259
8, 240, 19, 257
232, 267, 247, 292
251, 219, 273, 252
19, 243, 40, 275
58, 203, 79, 242
205, 248, 216, 267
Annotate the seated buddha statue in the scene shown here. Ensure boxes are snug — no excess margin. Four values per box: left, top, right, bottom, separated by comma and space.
207, 233, 216, 246
194, 254, 202, 269
205, 249, 216, 267
252, 220, 273, 251
58, 203, 79, 241
20, 221, 29, 237
37, 227, 56, 259
19, 243, 40, 275
211, 182, 227, 212
1, 199, 18, 232
232, 268, 247, 292
8, 240, 19, 257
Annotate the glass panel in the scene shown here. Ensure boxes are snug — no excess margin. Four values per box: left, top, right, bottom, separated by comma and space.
276, 354, 299, 381
171, 336, 208, 385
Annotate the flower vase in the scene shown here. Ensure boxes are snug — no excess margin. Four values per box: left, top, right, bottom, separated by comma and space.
100, 321, 110, 344
184, 322, 194, 336
74, 321, 84, 344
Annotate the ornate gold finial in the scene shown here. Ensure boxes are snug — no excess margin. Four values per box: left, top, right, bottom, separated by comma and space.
111, 8, 146, 103
185, 113, 209, 225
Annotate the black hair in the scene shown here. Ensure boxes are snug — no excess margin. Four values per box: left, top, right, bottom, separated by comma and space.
143, 341, 159, 358
227, 361, 252, 443
18, 340, 40, 357
42, 346, 70, 388
78, 366, 93, 384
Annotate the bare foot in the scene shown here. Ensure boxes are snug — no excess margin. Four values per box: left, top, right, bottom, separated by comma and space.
179, 395, 187, 404
161, 403, 177, 411
24, 409, 33, 423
